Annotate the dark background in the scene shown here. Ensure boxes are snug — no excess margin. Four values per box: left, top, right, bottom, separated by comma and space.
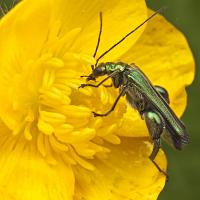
1, 0, 199, 199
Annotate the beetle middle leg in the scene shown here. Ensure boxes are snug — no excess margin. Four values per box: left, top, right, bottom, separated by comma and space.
93, 84, 128, 117
154, 85, 170, 104
103, 83, 113, 88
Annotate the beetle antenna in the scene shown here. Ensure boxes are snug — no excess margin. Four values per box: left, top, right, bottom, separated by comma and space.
91, 11, 103, 70
95, 7, 167, 66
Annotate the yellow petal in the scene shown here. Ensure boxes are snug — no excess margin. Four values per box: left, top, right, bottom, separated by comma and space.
0, 0, 52, 60
0, 0, 54, 128
0, 0, 146, 130
118, 107, 148, 137
0, 133, 75, 200
0, 2, 176, 200
121, 9, 194, 116
53, 0, 148, 61
119, 10, 194, 137
0, 0, 147, 63
75, 138, 167, 200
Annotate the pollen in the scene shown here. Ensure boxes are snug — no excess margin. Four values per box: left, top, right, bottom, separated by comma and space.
0, 25, 127, 170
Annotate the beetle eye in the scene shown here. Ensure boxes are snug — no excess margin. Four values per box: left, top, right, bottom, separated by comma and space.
94, 67, 105, 75
96, 67, 103, 73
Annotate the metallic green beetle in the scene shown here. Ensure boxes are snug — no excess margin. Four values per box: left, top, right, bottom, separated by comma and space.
79, 9, 189, 177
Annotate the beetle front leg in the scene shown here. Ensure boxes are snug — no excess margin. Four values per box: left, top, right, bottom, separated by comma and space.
79, 75, 110, 88
79, 71, 119, 89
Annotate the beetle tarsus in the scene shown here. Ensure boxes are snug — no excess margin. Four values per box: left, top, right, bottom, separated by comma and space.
150, 158, 169, 181
78, 84, 86, 89
103, 83, 113, 88
79, 83, 98, 89
92, 111, 105, 117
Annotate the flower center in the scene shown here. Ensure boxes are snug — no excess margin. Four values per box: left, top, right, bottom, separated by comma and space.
0, 27, 127, 169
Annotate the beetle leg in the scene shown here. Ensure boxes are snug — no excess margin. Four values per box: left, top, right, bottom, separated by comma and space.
149, 139, 168, 179
93, 84, 128, 117
103, 83, 113, 88
79, 71, 118, 89
154, 85, 170, 104
79, 75, 111, 88
144, 111, 168, 179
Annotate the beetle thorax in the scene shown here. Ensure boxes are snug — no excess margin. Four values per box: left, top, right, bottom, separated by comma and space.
105, 62, 126, 74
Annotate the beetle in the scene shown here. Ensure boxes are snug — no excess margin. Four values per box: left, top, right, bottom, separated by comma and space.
79, 9, 189, 178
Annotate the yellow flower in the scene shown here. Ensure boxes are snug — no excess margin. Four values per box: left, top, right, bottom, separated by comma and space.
0, 0, 194, 200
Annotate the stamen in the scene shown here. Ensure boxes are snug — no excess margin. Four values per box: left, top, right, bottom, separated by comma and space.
63, 53, 96, 66
73, 143, 96, 158
100, 87, 109, 105
49, 134, 69, 152
45, 136, 57, 165
58, 105, 91, 118
37, 133, 46, 157
52, 83, 72, 95
62, 153, 77, 165
39, 110, 66, 124
45, 57, 65, 69
1, 25, 128, 170
55, 128, 95, 144
98, 124, 118, 137
12, 121, 26, 136
103, 134, 121, 144
37, 118, 54, 135
42, 69, 54, 89
54, 124, 74, 134
24, 123, 32, 140
69, 146, 95, 171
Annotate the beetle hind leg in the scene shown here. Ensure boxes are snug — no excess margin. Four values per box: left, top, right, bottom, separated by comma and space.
149, 139, 169, 180
144, 111, 168, 179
